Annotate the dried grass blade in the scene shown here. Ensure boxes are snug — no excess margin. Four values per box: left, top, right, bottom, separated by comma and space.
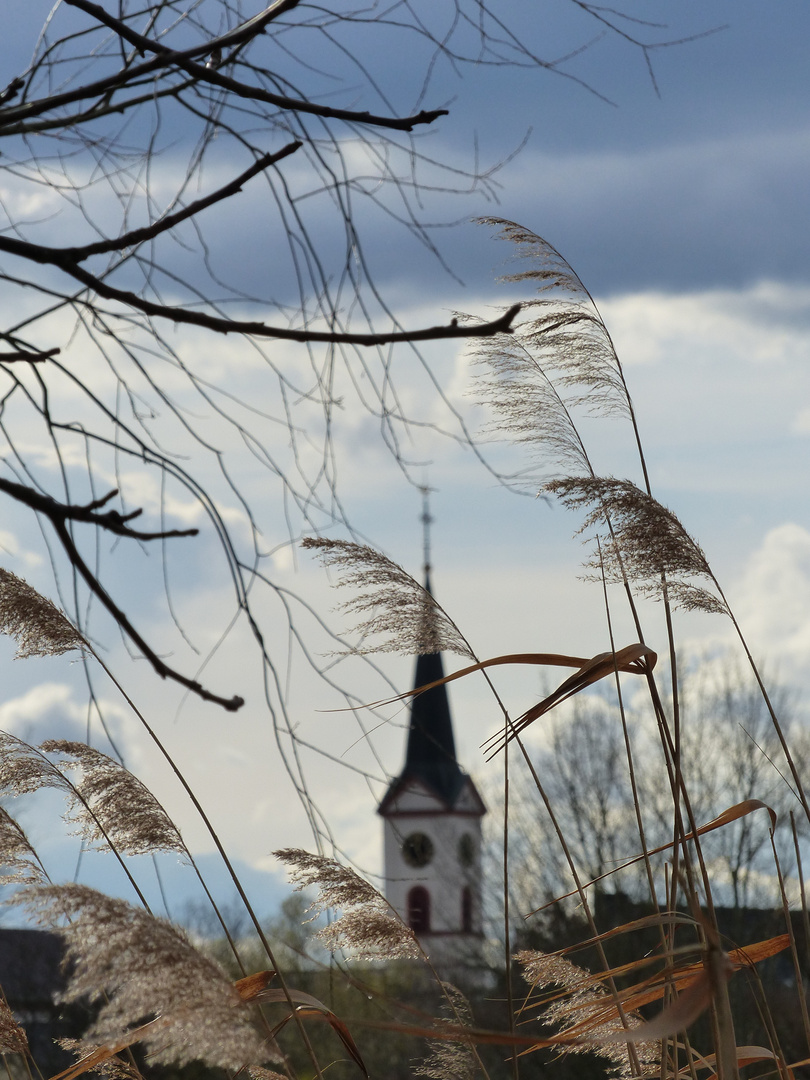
550, 912, 697, 957
252, 988, 368, 1078
484, 643, 657, 755
689, 1046, 787, 1080
345, 648, 656, 719
697, 799, 777, 836
611, 936, 789, 1014
234, 970, 276, 1000
47, 1017, 166, 1080
727, 934, 790, 967
586, 968, 719, 1046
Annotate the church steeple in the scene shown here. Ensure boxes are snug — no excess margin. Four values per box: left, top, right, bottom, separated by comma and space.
379, 489, 469, 813
396, 491, 467, 805
401, 647, 466, 807
378, 496, 486, 972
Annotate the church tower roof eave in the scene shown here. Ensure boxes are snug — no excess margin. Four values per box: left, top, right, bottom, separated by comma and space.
377, 770, 486, 817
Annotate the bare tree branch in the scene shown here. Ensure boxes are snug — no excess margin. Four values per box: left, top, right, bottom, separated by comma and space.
0, 477, 242, 711
0, 231, 522, 343
5, 0, 450, 135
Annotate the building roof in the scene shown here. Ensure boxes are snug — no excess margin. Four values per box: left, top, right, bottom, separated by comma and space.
0, 928, 65, 1005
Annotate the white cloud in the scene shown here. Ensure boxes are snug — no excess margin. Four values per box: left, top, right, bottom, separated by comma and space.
599, 281, 810, 371
730, 523, 810, 687
791, 408, 810, 437
0, 682, 79, 734
0, 528, 42, 568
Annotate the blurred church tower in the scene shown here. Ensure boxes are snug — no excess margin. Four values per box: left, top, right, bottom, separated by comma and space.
378, 494, 486, 973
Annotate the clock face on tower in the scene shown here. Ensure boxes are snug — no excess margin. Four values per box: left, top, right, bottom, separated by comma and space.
402, 831, 434, 867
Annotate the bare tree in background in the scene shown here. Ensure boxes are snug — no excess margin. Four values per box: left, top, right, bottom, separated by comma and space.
490, 664, 809, 930
0, 0, 709, 843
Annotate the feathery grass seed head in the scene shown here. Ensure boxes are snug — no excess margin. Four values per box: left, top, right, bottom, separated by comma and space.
302, 538, 473, 659
414, 984, 476, 1080
515, 950, 660, 1078
20, 883, 270, 1071
0, 731, 69, 798
58, 1039, 142, 1080
243, 1069, 289, 1080
39, 741, 187, 858
470, 329, 590, 482
0, 568, 85, 658
476, 218, 632, 419
546, 476, 728, 614
0, 805, 48, 885
0, 997, 29, 1054
275, 848, 420, 961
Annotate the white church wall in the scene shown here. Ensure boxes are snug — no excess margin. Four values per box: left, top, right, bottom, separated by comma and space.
382, 780, 484, 957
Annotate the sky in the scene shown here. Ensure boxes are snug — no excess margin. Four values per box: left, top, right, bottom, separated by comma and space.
0, 0, 809, 926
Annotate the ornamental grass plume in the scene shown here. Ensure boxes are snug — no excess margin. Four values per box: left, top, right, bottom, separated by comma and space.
39, 740, 187, 858
20, 883, 272, 1071
0, 567, 85, 658
58, 1037, 142, 1080
0, 734, 186, 861
302, 537, 474, 659
515, 950, 660, 1079
275, 848, 420, 961
413, 984, 477, 1080
0, 997, 29, 1055
545, 476, 729, 614
476, 218, 633, 419
0, 804, 48, 886
0, 730, 77, 799
469, 329, 591, 481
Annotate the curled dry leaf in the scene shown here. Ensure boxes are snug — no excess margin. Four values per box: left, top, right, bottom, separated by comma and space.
482, 643, 656, 756
682, 1046, 786, 1080
248, 983, 368, 1078
359, 646, 656, 755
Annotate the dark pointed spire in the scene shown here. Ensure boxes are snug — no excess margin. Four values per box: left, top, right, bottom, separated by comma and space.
402, 635, 467, 805
379, 491, 467, 809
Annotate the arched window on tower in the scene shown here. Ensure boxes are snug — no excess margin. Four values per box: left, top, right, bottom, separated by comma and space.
407, 886, 431, 932
461, 886, 473, 933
